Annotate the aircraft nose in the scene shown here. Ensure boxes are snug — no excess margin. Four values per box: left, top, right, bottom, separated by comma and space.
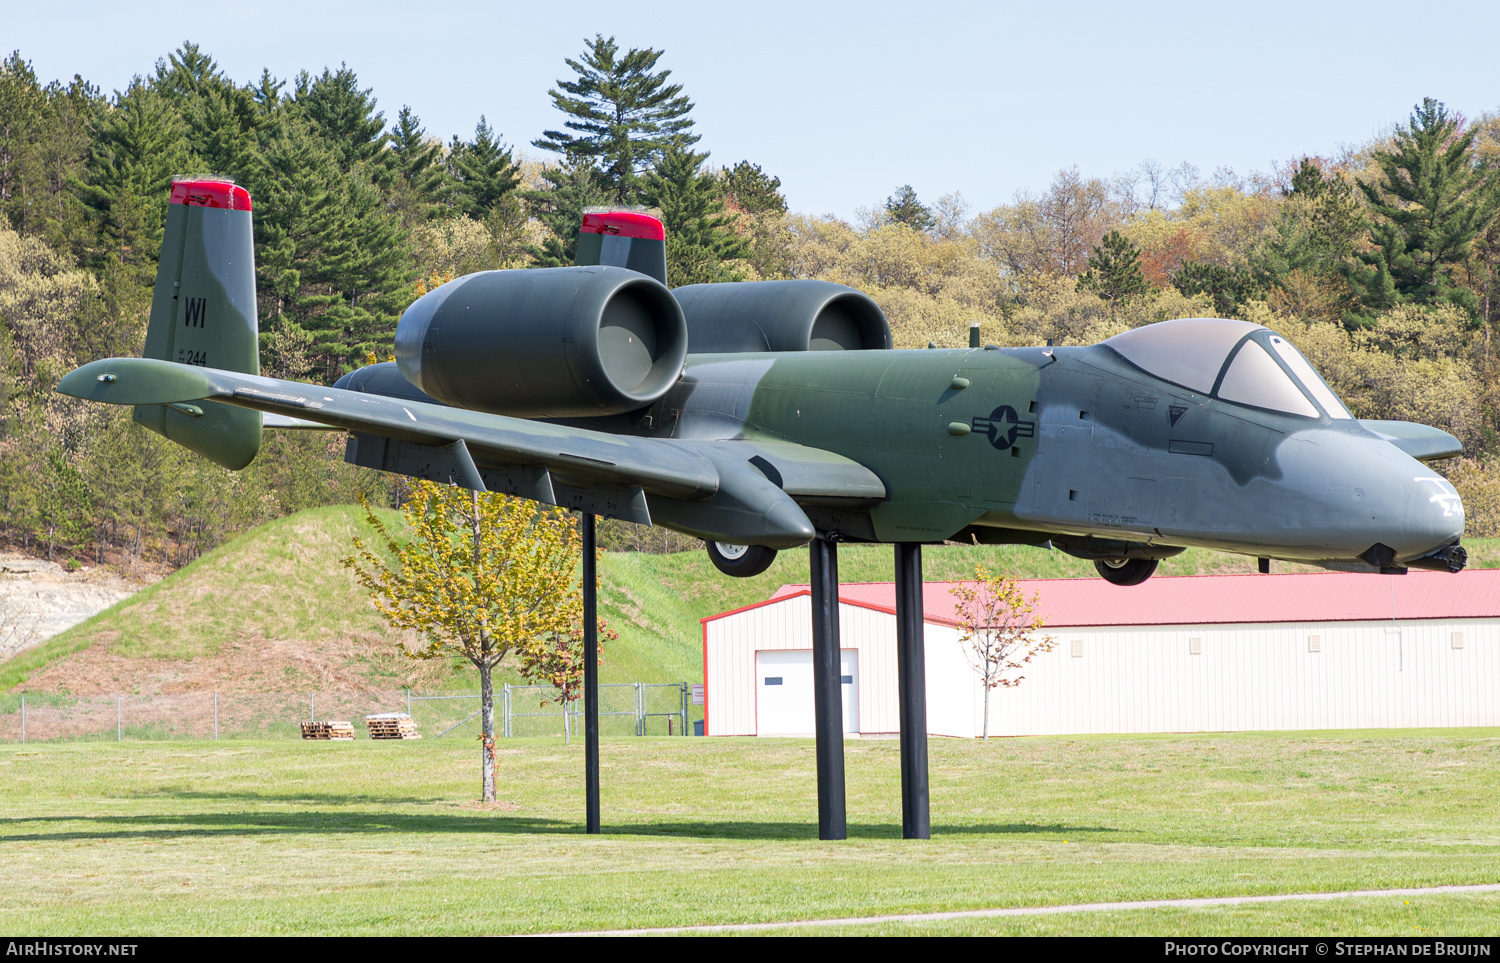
1404, 470, 1464, 555
1280, 430, 1463, 563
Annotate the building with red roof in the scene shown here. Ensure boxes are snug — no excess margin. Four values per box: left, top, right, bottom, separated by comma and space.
701, 571, 1500, 738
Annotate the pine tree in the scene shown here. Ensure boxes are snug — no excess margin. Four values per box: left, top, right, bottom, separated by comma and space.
1250, 158, 1363, 322
187, 83, 264, 182
253, 112, 411, 378
0, 54, 52, 231
449, 116, 519, 218
0, 54, 99, 251
719, 160, 787, 216
249, 69, 285, 117
533, 34, 697, 204
1172, 261, 1263, 317
1078, 230, 1150, 307
388, 105, 447, 221
150, 41, 222, 101
642, 143, 749, 284
522, 161, 607, 267
77, 80, 191, 273
252, 115, 341, 347
1262, 159, 1363, 269
1343, 99, 1500, 323
146, 43, 263, 191
296, 65, 388, 175
885, 185, 936, 232
311, 171, 412, 368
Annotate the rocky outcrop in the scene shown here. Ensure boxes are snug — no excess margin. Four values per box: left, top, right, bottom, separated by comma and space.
0, 556, 142, 660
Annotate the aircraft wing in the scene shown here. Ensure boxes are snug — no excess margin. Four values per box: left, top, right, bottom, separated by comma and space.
58, 358, 886, 548
262, 411, 339, 429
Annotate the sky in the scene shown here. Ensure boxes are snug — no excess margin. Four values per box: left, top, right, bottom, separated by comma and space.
10, 1, 1500, 219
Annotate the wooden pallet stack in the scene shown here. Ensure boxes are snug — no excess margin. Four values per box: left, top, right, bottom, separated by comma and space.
365, 712, 421, 740
300, 720, 355, 740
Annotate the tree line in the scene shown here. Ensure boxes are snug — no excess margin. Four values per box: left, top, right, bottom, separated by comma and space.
0, 36, 776, 566
2, 37, 1498, 570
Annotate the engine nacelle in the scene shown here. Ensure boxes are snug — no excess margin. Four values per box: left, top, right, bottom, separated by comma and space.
394, 266, 688, 418
673, 280, 891, 353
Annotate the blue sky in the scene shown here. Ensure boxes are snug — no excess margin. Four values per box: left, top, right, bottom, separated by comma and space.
12, 1, 1500, 218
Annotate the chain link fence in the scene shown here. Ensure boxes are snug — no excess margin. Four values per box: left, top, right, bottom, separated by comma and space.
0, 684, 692, 743
409, 683, 690, 740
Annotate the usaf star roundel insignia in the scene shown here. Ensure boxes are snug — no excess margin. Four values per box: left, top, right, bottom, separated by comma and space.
970, 405, 1037, 451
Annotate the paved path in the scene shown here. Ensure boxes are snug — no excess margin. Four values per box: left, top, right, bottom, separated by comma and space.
531, 882, 1500, 936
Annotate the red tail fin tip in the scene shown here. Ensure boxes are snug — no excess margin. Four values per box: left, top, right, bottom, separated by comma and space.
169, 179, 252, 212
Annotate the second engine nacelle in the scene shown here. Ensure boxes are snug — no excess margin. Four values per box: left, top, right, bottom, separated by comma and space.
394, 266, 688, 418
673, 279, 891, 354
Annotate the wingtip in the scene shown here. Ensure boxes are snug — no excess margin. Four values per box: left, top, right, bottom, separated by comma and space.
56, 358, 216, 406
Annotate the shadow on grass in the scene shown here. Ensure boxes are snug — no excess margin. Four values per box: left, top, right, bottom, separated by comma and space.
133, 790, 440, 805
0, 809, 1120, 842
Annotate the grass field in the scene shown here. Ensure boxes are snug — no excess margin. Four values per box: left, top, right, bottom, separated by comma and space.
3, 729, 1498, 935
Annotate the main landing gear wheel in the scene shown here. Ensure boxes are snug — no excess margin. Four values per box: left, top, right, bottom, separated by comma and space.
706, 541, 778, 578
1094, 557, 1158, 586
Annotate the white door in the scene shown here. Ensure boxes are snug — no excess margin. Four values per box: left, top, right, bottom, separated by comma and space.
755, 649, 859, 735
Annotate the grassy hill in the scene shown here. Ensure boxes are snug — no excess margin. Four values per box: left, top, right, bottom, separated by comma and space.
5, 504, 1497, 693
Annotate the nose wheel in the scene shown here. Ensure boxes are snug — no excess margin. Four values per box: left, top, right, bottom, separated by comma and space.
1094, 557, 1158, 586
706, 541, 778, 578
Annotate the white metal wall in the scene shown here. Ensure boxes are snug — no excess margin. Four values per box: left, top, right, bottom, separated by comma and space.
704, 596, 983, 738
705, 598, 1500, 737
984, 618, 1500, 736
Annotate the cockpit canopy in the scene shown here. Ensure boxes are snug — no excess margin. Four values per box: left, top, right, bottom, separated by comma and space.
1102, 318, 1352, 420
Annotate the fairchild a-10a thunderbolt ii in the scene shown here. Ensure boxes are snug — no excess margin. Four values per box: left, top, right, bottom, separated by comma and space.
57, 179, 1468, 841
58, 180, 1467, 583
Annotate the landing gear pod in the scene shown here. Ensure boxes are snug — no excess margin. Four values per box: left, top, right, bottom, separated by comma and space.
673, 280, 892, 353
395, 266, 688, 418
133, 180, 262, 470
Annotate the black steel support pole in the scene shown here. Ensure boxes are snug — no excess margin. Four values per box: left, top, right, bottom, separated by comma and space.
809, 537, 847, 840
895, 542, 930, 839
582, 512, 600, 835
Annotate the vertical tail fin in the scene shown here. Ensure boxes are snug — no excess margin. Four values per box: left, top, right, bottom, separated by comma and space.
574, 210, 668, 285
133, 179, 262, 469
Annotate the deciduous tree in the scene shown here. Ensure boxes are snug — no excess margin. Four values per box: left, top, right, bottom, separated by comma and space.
971, 168, 1117, 279
346, 483, 596, 803
950, 566, 1055, 738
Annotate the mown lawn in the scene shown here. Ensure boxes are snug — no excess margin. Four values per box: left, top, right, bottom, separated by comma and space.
2, 729, 1498, 935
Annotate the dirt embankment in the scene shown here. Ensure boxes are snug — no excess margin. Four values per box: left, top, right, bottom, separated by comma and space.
21, 628, 451, 696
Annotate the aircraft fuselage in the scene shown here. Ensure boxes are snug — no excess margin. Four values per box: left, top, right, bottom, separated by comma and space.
625, 344, 1462, 568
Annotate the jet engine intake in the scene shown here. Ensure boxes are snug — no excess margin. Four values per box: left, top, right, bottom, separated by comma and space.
394, 266, 688, 418
673, 279, 892, 353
